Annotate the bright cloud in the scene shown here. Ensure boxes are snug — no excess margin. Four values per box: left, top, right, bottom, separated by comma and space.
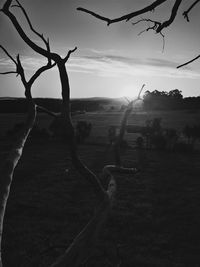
1, 50, 200, 80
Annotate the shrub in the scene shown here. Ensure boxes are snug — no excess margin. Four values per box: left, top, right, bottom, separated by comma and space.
76, 121, 92, 144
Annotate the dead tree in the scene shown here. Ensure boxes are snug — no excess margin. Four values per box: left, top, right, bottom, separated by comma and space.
77, 0, 200, 68
0, 43, 55, 266
0, 0, 140, 266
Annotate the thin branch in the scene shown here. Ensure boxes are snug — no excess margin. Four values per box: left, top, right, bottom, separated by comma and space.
36, 105, 61, 118
183, 0, 200, 22
0, 44, 17, 64
2, 0, 60, 61
12, 0, 49, 46
77, 0, 168, 25
0, 71, 17, 75
177, 54, 200, 68
63, 47, 77, 63
132, 18, 165, 52
29, 61, 56, 86
2, 1, 76, 65
16, 54, 27, 85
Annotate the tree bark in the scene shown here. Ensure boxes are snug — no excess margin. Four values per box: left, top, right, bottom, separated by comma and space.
0, 102, 36, 266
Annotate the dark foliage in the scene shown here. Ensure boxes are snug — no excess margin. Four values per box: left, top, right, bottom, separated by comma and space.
143, 89, 200, 110
183, 124, 200, 146
75, 121, 92, 144
140, 118, 179, 151
0, 98, 108, 114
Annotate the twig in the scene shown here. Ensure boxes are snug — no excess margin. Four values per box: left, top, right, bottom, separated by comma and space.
183, 0, 200, 22
177, 54, 200, 68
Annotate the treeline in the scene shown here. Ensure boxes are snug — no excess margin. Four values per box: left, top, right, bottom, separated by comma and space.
143, 89, 200, 110
0, 97, 109, 113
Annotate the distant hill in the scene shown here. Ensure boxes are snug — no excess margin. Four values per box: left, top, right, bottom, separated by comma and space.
0, 97, 124, 113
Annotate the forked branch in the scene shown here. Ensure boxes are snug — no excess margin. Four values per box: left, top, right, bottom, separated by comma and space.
12, 0, 49, 48
183, 0, 200, 22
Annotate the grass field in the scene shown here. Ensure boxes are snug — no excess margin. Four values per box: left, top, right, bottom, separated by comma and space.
0, 110, 200, 266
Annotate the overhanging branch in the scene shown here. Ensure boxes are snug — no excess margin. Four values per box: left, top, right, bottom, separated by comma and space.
77, 0, 168, 25
183, 0, 200, 22
177, 54, 200, 68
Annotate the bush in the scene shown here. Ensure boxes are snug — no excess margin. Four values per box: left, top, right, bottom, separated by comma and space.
76, 121, 92, 144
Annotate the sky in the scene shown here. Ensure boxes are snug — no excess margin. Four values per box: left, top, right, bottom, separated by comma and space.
0, 0, 200, 99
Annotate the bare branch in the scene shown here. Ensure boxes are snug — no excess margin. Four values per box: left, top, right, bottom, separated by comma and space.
133, 18, 166, 52
29, 61, 56, 86
15, 54, 27, 85
137, 83, 145, 99
0, 71, 17, 75
2, 0, 60, 61
36, 105, 61, 118
12, 0, 49, 47
177, 54, 200, 68
183, 0, 200, 22
63, 46, 77, 63
2, 0, 76, 64
156, 0, 183, 33
77, 0, 168, 25
0, 44, 17, 64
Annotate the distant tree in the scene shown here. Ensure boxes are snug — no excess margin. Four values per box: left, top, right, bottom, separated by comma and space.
143, 89, 183, 110
183, 124, 200, 147
168, 89, 183, 99
141, 118, 166, 150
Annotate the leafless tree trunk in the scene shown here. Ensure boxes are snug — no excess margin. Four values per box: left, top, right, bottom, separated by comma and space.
0, 41, 55, 266
0, 101, 36, 267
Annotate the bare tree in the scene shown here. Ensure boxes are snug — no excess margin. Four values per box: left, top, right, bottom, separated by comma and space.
77, 0, 200, 68
0, 0, 141, 266
0, 43, 55, 266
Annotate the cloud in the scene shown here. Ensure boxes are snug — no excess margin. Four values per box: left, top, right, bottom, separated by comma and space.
0, 49, 200, 80
68, 50, 200, 79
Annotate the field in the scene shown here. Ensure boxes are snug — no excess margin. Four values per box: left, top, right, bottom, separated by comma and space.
0, 110, 200, 266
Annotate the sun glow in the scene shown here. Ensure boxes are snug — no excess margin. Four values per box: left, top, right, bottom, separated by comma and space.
119, 85, 139, 99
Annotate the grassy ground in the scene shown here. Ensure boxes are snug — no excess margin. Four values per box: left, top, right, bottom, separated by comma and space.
0, 110, 200, 266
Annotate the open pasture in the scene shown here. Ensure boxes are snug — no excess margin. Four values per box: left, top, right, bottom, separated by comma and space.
0, 110, 200, 266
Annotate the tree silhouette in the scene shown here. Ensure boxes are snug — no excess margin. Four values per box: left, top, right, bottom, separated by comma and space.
78, 0, 200, 68
0, 0, 142, 266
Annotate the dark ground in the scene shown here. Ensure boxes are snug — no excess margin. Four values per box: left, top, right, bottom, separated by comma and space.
0, 111, 200, 266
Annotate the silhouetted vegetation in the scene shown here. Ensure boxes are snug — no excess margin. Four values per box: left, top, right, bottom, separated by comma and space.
143, 89, 200, 110
75, 121, 92, 144
0, 97, 109, 113
183, 124, 200, 147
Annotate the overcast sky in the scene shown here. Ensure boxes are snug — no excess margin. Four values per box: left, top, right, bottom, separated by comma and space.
0, 0, 200, 98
